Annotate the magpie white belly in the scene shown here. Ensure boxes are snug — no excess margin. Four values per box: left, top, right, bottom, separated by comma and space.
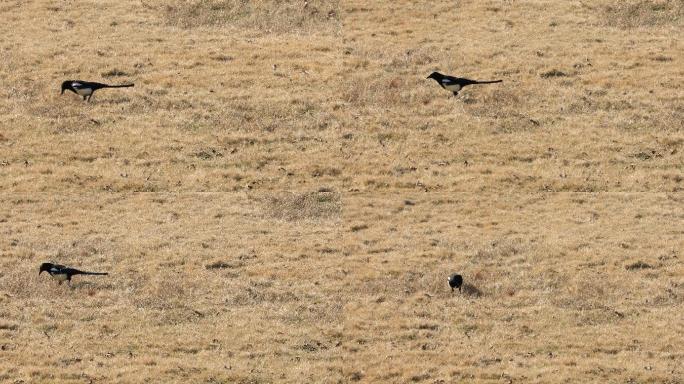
444, 84, 462, 92
75, 87, 93, 96
52, 273, 68, 281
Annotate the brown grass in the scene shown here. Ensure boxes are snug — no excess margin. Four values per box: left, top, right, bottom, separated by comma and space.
162, 0, 340, 33
600, 0, 683, 28
264, 190, 341, 221
0, 0, 682, 382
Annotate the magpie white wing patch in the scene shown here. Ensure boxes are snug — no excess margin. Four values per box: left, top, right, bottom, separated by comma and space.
72, 82, 83, 88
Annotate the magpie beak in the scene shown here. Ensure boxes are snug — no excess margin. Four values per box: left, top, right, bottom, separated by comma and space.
60, 80, 134, 102
427, 72, 502, 96
39, 262, 108, 285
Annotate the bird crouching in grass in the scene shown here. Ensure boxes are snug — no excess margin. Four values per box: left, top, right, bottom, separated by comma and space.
427, 72, 502, 97
39, 262, 108, 285
448, 273, 463, 292
61, 80, 134, 102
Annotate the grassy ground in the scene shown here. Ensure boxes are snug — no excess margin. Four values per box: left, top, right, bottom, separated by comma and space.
0, 0, 682, 383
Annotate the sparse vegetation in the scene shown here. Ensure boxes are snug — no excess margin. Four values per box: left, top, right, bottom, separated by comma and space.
163, 0, 340, 33
101, 68, 130, 78
0, 0, 682, 383
601, 0, 683, 28
264, 190, 340, 221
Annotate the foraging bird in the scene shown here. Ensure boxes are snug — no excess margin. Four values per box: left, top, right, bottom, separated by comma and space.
39, 262, 108, 284
61, 80, 134, 101
427, 72, 502, 96
448, 273, 463, 292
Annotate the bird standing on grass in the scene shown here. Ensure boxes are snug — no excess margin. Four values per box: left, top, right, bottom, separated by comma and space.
61, 80, 134, 102
448, 273, 463, 292
39, 262, 108, 285
427, 72, 502, 96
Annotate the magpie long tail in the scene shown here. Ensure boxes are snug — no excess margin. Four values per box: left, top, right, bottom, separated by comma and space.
74, 270, 108, 276
104, 84, 134, 88
474, 80, 503, 84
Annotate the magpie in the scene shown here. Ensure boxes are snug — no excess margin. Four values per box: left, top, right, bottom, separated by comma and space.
39, 262, 108, 284
448, 273, 463, 292
60, 80, 134, 101
427, 72, 502, 96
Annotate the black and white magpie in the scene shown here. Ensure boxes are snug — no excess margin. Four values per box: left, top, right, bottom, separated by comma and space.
60, 80, 134, 101
448, 273, 463, 292
39, 262, 108, 284
427, 72, 502, 96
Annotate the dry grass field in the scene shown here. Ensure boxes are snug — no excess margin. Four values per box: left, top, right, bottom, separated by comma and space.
0, 0, 682, 383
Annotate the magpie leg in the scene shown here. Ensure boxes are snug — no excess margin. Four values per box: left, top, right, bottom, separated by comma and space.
453, 91, 459, 97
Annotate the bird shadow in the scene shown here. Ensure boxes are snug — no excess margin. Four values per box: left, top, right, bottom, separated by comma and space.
460, 283, 483, 298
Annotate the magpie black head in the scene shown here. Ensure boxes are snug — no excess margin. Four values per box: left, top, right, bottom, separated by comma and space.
427, 72, 443, 80
39, 262, 54, 275
60, 81, 72, 95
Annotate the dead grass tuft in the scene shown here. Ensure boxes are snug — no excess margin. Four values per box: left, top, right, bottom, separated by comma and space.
540, 69, 569, 78
625, 261, 653, 270
0, 322, 19, 331
205, 260, 240, 269
101, 68, 131, 78
264, 191, 340, 221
